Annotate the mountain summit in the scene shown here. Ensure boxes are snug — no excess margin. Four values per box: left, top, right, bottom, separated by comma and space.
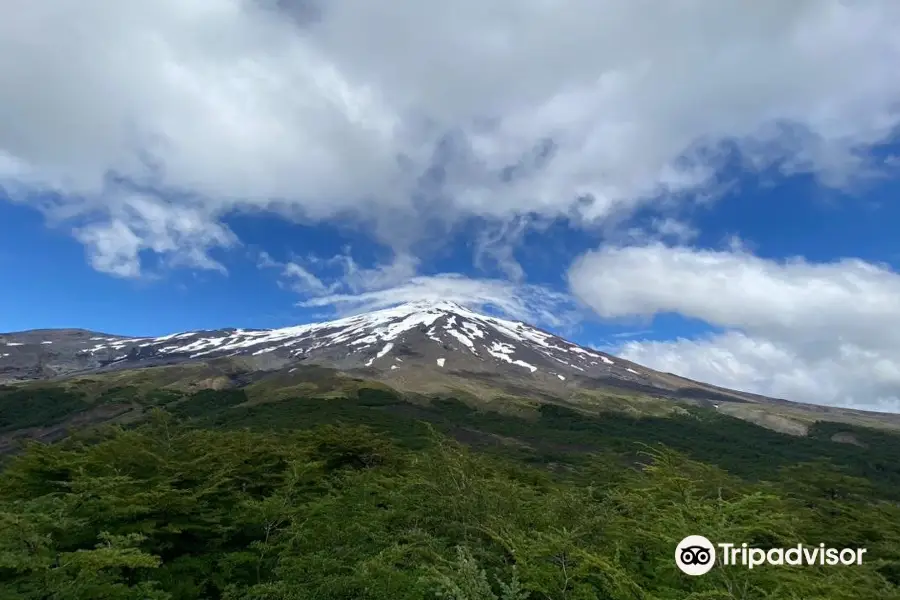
2, 300, 644, 384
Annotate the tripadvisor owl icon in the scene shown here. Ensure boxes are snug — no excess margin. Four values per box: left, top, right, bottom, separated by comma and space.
676, 535, 716, 576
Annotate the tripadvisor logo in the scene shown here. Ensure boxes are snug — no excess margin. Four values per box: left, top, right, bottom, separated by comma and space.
676, 535, 718, 576
675, 535, 868, 576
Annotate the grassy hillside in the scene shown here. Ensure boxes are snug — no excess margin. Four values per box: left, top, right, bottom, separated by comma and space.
1, 380, 900, 598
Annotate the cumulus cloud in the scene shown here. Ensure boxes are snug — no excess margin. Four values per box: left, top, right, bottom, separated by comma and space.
3, 0, 900, 273
70, 194, 237, 277
568, 244, 900, 411
617, 332, 900, 413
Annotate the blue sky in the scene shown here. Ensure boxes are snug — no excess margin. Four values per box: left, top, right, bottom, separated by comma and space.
3, 0, 900, 411
3, 159, 897, 344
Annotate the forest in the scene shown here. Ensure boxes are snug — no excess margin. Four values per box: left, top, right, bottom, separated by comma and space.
1, 384, 900, 599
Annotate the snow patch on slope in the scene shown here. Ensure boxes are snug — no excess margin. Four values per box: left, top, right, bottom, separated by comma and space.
485, 341, 537, 373
366, 342, 394, 367
446, 328, 476, 353
461, 321, 485, 339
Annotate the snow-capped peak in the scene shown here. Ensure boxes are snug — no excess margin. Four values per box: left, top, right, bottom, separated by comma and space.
30, 300, 631, 382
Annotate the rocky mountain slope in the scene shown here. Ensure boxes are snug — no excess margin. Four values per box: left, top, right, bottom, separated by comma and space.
3, 300, 899, 435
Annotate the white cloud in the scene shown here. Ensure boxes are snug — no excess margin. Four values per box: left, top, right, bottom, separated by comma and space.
258, 250, 333, 295
606, 217, 701, 247
281, 263, 329, 295
3, 0, 900, 273
257, 246, 582, 330
74, 221, 144, 278
617, 332, 900, 413
647, 219, 699, 244
607, 330, 654, 340
259, 248, 419, 295
72, 193, 237, 277
301, 273, 582, 331
319, 252, 421, 295
568, 244, 900, 410
472, 216, 532, 282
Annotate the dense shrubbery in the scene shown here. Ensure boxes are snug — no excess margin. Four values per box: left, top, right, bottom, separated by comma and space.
0, 386, 88, 432
2, 386, 900, 598
186, 389, 900, 500
170, 389, 248, 419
